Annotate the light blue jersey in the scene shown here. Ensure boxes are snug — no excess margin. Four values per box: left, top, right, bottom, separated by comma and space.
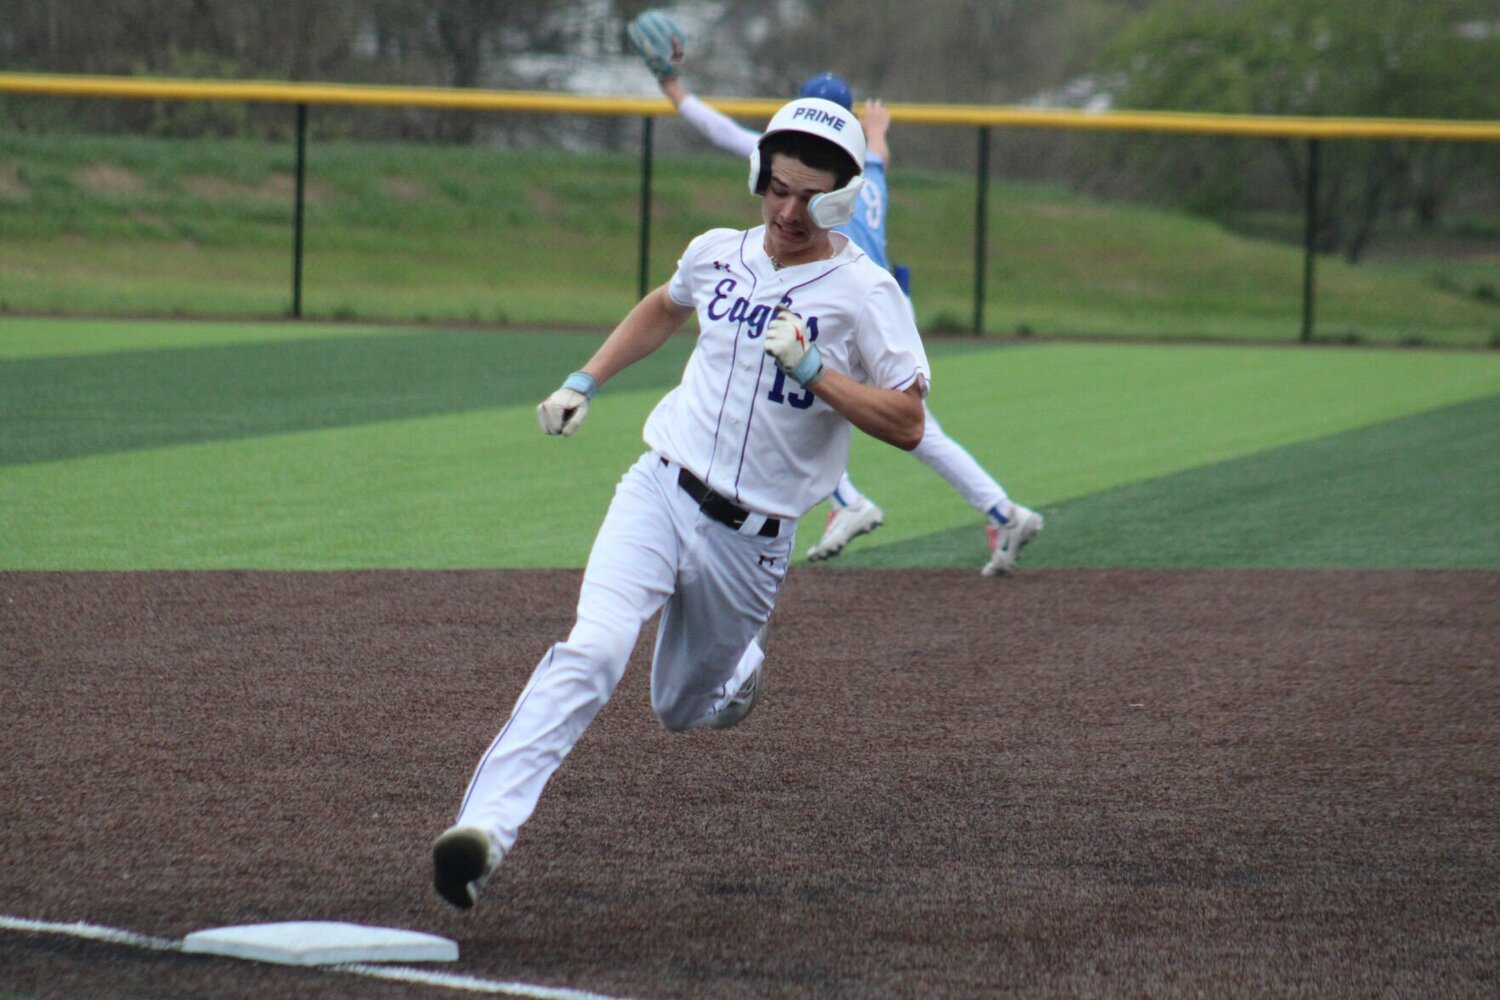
838, 154, 888, 271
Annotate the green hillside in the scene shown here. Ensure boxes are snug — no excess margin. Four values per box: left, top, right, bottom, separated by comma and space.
0, 132, 1496, 345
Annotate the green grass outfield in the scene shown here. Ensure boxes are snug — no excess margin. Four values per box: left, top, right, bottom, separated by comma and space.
2, 316, 1497, 570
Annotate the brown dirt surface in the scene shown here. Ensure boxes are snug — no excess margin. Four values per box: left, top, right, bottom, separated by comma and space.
181, 172, 332, 204
72, 164, 146, 196
2, 568, 1497, 999
0, 162, 29, 201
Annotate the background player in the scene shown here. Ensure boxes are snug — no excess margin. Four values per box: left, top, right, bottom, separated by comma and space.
628, 9, 1043, 576
432, 96, 930, 909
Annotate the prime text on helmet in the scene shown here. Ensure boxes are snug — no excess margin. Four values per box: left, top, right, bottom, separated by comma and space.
791, 106, 846, 131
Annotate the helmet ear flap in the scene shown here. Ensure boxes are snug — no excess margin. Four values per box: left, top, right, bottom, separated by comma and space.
808, 175, 864, 229
747, 147, 766, 196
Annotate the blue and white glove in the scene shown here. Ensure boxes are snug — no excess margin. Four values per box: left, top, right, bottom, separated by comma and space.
764, 308, 826, 387
537, 370, 598, 436
626, 10, 685, 81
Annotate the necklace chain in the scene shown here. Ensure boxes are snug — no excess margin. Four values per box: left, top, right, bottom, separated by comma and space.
767, 244, 834, 271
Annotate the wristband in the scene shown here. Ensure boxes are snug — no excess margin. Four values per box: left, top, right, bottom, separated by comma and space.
789, 344, 825, 387
563, 370, 599, 400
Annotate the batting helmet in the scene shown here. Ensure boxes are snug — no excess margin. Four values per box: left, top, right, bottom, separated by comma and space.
748, 97, 867, 229
799, 72, 853, 111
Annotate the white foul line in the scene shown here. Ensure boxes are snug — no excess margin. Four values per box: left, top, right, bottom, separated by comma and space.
0, 914, 641, 1000
336, 962, 638, 999
0, 915, 181, 952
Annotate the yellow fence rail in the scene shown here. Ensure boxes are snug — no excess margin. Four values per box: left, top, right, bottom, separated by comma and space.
3, 71, 1497, 336
3, 71, 1499, 141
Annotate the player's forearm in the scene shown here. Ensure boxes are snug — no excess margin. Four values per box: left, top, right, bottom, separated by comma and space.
862, 100, 891, 167
659, 76, 687, 109
810, 374, 925, 451
583, 286, 689, 386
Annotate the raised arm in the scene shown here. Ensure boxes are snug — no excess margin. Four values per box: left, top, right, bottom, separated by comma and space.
862, 99, 891, 168
659, 76, 689, 110
660, 78, 760, 159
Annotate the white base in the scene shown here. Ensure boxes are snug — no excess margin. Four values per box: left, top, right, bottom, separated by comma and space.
182, 921, 458, 966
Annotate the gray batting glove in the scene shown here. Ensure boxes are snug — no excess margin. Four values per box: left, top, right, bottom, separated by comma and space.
537, 371, 598, 436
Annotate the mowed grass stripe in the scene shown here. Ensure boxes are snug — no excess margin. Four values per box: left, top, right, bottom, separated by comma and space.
841, 392, 1500, 570
0, 315, 414, 359
1, 327, 692, 465
822, 341, 1500, 540
5, 340, 1498, 570
0, 317, 998, 466
0, 402, 649, 569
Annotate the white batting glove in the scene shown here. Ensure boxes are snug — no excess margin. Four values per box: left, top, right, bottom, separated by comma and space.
537, 371, 598, 436
764, 308, 826, 387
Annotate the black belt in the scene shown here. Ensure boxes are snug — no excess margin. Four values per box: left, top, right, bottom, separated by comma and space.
669, 461, 781, 538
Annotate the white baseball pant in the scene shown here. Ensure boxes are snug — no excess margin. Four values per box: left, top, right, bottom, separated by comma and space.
452, 450, 794, 854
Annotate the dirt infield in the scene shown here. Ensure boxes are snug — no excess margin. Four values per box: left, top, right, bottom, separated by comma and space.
2, 568, 1496, 999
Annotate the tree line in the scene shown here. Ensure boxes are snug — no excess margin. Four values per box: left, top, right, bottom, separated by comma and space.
3, 0, 1497, 260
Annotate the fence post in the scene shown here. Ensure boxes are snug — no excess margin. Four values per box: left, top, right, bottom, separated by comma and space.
638, 116, 654, 300
291, 102, 307, 319
1300, 138, 1319, 343
973, 126, 990, 336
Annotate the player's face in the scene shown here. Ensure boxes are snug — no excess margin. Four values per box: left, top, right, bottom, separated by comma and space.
761, 153, 838, 265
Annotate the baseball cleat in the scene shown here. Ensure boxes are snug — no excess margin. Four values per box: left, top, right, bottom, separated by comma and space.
707, 622, 769, 730
432, 825, 504, 910
982, 505, 1044, 577
805, 499, 884, 561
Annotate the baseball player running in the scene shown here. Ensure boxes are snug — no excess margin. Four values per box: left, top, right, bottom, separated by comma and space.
628, 9, 1043, 576
432, 96, 930, 909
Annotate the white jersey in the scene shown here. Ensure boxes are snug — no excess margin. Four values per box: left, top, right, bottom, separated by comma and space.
680, 99, 1015, 532
646, 225, 929, 519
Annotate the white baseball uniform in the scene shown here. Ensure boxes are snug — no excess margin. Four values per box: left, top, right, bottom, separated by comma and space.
675, 93, 1013, 520
452, 224, 929, 855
